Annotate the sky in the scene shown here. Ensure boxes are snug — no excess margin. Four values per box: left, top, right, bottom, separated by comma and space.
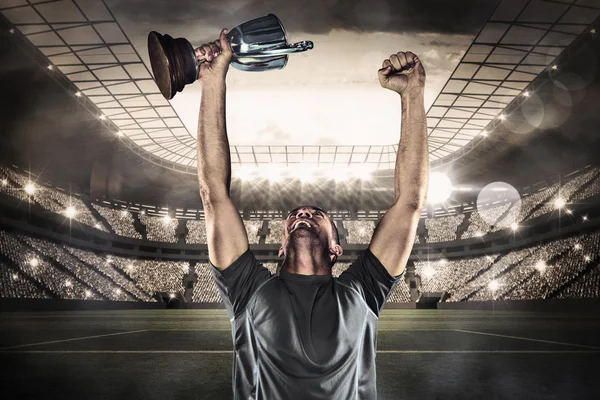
106, 0, 496, 146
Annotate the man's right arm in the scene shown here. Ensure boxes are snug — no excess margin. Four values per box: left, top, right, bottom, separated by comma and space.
197, 29, 249, 271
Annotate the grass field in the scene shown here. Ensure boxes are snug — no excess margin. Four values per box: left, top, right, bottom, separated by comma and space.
1, 309, 599, 399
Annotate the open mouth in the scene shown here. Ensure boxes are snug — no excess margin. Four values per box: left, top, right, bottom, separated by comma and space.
290, 220, 312, 233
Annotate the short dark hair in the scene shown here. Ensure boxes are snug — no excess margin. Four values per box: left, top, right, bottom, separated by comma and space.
286, 205, 339, 245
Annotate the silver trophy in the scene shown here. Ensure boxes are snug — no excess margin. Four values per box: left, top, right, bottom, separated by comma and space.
148, 14, 314, 100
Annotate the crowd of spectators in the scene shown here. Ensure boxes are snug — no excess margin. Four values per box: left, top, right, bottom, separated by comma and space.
426, 214, 464, 242
2, 166, 599, 245
139, 213, 178, 243
0, 229, 100, 300
186, 220, 207, 244
0, 261, 50, 299
110, 256, 188, 295
22, 235, 133, 301
558, 263, 600, 299
344, 220, 376, 244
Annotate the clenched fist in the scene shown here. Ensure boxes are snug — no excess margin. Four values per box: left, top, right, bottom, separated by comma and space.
196, 28, 233, 84
378, 51, 425, 96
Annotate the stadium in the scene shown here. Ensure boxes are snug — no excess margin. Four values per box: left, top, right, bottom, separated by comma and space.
1, 0, 600, 399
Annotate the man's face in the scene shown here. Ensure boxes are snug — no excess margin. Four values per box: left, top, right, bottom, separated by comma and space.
281, 205, 334, 248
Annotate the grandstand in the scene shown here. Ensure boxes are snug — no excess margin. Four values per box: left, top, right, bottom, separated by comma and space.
1, 1, 600, 399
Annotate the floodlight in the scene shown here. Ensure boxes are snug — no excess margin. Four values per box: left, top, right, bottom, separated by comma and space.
24, 183, 35, 194
12, 274, 18, 280
423, 265, 435, 279
65, 206, 77, 219
574, 243, 581, 250
498, 114, 506, 120
1, 179, 7, 186
427, 172, 453, 204
554, 197, 566, 209
163, 215, 172, 223
551, 65, 558, 70
75, 91, 82, 97
30, 258, 39, 267
534, 260, 547, 272
522, 91, 530, 97
488, 280, 500, 291
511, 223, 519, 231
65, 280, 72, 287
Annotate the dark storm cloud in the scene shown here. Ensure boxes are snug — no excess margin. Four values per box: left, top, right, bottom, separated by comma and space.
108, 0, 496, 35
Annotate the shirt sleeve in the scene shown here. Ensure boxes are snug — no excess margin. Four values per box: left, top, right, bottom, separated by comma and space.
337, 247, 404, 317
210, 248, 273, 320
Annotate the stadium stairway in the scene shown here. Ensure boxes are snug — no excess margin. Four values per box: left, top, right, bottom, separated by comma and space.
83, 199, 114, 234
567, 169, 600, 203
0, 253, 57, 298
456, 213, 470, 241
65, 248, 149, 301
12, 235, 108, 300
132, 213, 147, 240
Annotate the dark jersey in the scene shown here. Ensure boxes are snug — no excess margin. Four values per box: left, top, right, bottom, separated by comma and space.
210, 248, 402, 399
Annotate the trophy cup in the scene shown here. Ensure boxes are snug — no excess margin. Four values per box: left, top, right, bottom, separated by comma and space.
148, 14, 314, 100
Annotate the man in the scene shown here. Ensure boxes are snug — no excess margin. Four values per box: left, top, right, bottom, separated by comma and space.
197, 29, 428, 399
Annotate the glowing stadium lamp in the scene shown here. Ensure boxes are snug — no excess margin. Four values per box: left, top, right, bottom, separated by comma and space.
551, 65, 558, 70
293, 164, 316, 183
480, 130, 488, 138
94, 223, 101, 229
163, 214, 172, 223
29, 258, 39, 267
65, 206, 77, 219
9, 27, 15, 34
12, 274, 18, 280
121, 210, 128, 216
126, 264, 135, 271
169, 293, 175, 299
534, 260, 547, 273
75, 91, 82, 97
237, 165, 256, 181
574, 243, 581, 250
356, 165, 375, 181
85, 290, 91, 297
498, 114, 506, 121
47, 65, 53, 70
554, 197, 566, 209
488, 280, 500, 291
423, 265, 435, 279
115, 289, 121, 294
65, 280, 72, 287
583, 216, 588, 221
584, 255, 591, 262
427, 172, 453, 204
116, 131, 124, 137
1, 179, 7, 186
511, 223, 519, 231
266, 166, 283, 183
475, 231, 484, 238
24, 183, 35, 195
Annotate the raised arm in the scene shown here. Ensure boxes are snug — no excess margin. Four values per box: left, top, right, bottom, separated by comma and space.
197, 29, 249, 270
369, 51, 429, 277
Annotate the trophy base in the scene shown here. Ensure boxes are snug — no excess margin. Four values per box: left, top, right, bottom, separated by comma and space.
148, 31, 198, 100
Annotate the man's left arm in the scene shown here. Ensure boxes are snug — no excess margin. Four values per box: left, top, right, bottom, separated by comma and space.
369, 51, 429, 278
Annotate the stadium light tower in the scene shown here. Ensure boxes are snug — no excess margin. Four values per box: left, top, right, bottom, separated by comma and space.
427, 172, 453, 204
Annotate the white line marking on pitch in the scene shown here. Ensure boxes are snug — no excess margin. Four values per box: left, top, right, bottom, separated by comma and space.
0, 329, 150, 350
455, 329, 600, 350
1, 350, 599, 354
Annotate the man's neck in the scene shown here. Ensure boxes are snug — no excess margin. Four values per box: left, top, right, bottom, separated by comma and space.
280, 244, 330, 276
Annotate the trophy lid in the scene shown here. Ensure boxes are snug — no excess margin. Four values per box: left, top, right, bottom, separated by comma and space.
148, 31, 174, 100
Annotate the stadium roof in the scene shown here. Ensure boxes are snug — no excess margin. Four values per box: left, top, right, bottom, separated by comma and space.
1, 0, 599, 176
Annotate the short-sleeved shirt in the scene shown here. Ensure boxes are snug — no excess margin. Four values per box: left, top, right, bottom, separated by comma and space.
210, 248, 403, 400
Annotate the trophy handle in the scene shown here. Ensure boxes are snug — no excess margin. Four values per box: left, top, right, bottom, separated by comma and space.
193, 40, 314, 64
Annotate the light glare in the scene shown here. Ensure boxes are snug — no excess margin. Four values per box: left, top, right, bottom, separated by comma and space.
427, 172, 453, 204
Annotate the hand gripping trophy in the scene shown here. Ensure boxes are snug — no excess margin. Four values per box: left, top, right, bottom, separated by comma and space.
148, 14, 314, 100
